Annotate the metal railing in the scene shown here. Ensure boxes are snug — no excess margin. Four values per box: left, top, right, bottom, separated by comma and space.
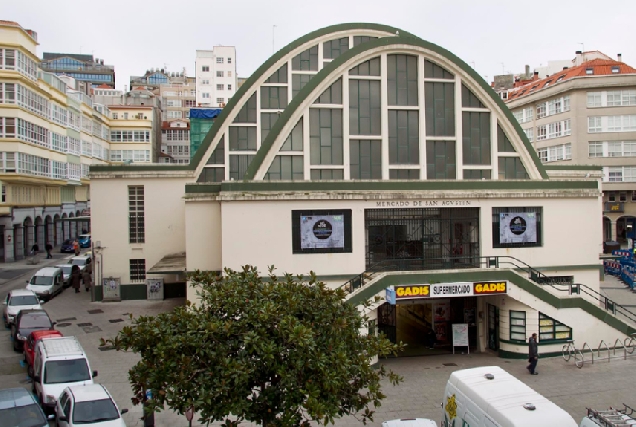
340, 254, 636, 324
563, 334, 636, 369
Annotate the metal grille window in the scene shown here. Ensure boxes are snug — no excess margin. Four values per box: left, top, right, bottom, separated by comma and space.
128, 186, 145, 243
539, 312, 572, 341
387, 54, 418, 106
323, 37, 349, 60
492, 207, 542, 248
129, 259, 146, 282
291, 45, 318, 71
509, 311, 526, 342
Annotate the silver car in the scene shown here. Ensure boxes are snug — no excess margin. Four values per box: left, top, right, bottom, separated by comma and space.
2, 289, 42, 327
26, 267, 64, 301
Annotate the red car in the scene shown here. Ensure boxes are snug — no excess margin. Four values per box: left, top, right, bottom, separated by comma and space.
23, 329, 63, 378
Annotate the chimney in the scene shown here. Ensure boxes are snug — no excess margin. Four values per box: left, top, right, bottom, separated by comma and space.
525, 64, 530, 77
575, 50, 583, 66
563, 66, 569, 70
533, 71, 539, 80
618, 53, 623, 62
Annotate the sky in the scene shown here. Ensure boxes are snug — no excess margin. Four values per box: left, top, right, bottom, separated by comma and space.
5, 0, 636, 92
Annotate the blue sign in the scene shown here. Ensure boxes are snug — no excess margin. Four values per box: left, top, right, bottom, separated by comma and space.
386, 287, 396, 305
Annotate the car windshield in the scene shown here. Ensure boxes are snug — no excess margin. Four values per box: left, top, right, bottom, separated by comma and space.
19, 314, 51, 329
70, 259, 86, 266
30, 276, 53, 286
72, 398, 119, 424
57, 265, 73, 275
0, 402, 47, 427
44, 359, 90, 384
9, 295, 39, 306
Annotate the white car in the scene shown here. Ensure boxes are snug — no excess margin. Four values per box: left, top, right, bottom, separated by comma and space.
68, 255, 92, 272
55, 384, 128, 427
55, 264, 74, 287
382, 419, 437, 427
2, 289, 42, 327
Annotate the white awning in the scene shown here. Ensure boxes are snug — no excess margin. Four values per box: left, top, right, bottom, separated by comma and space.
147, 252, 187, 274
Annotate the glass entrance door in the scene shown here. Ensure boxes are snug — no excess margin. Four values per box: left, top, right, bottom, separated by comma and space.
488, 304, 499, 351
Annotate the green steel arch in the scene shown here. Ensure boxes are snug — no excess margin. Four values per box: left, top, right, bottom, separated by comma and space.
244, 36, 548, 181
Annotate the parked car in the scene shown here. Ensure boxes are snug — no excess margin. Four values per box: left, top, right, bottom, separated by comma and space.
55, 264, 74, 288
55, 384, 127, 427
68, 255, 92, 272
11, 309, 55, 352
2, 289, 42, 327
24, 330, 64, 378
26, 267, 64, 301
0, 387, 50, 427
60, 239, 75, 253
382, 419, 437, 427
78, 234, 91, 249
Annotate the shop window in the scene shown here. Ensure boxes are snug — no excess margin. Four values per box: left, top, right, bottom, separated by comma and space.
539, 313, 572, 341
608, 191, 616, 202
620, 192, 627, 202
632, 191, 636, 202
509, 310, 526, 342
492, 207, 542, 248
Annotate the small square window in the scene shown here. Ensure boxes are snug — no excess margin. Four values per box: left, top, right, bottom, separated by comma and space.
216, 57, 224, 64
228, 57, 232, 64
608, 191, 616, 202
228, 84, 232, 91
216, 84, 224, 90
202, 65, 209, 72
631, 191, 636, 202
586, 68, 594, 75
612, 66, 620, 74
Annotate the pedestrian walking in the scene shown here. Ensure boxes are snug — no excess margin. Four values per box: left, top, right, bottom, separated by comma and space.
73, 239, 80, 256
70, 265, 81, 293
45, 242, 53, 259
30, 243, 39, 256
527, 332, 539, 375
82, 265, 92, 292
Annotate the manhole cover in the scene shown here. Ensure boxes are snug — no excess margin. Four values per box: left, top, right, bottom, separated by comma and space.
87, 309, 104, 314
98, 345, 115, 351
109, 319, 124, 323
56, 323, 72, 327
77, 323, 93, 327
443, 363, 458, 367
83, 326, 102, 334
57, 317, 76, 322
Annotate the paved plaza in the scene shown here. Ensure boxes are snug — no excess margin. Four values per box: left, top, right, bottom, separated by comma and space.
2, 259, 636, 426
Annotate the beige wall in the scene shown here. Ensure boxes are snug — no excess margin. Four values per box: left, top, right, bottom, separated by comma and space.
92, 177, 187, 284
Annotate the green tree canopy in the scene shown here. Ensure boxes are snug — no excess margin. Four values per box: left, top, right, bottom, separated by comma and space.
102, 266, 402, 426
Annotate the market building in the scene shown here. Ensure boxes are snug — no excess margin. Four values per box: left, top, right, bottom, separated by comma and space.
90, 23, 633, 358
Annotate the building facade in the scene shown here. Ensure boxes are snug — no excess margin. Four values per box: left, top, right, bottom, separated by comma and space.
506, 56, 636, 243
195, 47, 237, 108
90, 24, 629, 359
41, 52, 115, 89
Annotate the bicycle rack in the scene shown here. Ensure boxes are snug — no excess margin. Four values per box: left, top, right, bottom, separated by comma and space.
598, 340, 610, 363
564, 335, 636, 368
582, 342, 594, 365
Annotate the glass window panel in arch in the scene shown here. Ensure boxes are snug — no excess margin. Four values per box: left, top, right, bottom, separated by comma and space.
260, 87, 288, 110
292, 46, 319, 71
388, 110, 419, 164
229, 155, 255, 180
315, 78, 342, 104
261, 113, 279, 143
233, 93, 257, 123
281, 118, 303, 151
197, 167, 225, 183
497, 124, 516, 153
424, 59, 454, 79
498, 157, 529, 179
349, 57, 381, 76
309, 109, 343, 165
426, 140, 456, 179
425, 82, 455, 136
206, 136, 225, 164
389, 169, 420, 180
266, 155, 304, 181
462, 84, 485, 108
229, 127, 257, 151
266, 63, 288, 84
463, 169, 491, 179
323, 38, 349, 60
387, 54, 418, 106
350, 140, 382, 179
310, 169, 344, 180
292, 74, 312, 98
350, 80, 381, 136
353, 35, 377, 47
462, 112, 491, 165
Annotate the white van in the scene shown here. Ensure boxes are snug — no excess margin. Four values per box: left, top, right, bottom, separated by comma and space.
441, 366, 577, 427
27, 267, 64, 301
32, 336, 98, 414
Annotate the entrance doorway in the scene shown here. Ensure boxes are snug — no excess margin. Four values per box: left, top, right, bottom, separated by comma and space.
488, 304, 500, 351
365, 207, 480, 272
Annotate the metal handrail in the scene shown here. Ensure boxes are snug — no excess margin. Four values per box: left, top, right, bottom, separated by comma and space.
340, 254, 636, 325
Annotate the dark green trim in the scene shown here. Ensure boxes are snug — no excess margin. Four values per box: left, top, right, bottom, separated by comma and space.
499, 338, 569, 346
347, 270, 636, 336
185, 179, 596, 194
92, 24, 410, 174
91, 163, 191, 172
498, 349, 563, 359
94, 285, 103, 301
544, 165, 604, 171
246, 36, 548, 180
527, 264, 603, 272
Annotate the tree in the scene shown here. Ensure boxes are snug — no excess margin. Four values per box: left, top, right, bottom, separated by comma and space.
101, 265, 402, 426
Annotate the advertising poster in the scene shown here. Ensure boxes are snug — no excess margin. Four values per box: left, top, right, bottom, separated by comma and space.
300, 215, 345, 249
499, 212, 537, 244
452, 323, 469, 348
434, 301, 450, 322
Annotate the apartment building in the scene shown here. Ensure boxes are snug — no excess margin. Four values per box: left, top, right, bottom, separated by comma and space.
195, 47, 237, 107
41, 52, 115, 88
505, 52, 636, 243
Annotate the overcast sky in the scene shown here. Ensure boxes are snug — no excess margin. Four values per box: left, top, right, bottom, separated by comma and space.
5, 0, 635, 91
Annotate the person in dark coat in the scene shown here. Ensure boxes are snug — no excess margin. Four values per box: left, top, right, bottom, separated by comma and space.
70, 265, 81, 293
82, 266, 92, 292
45, 242, 53, 259
527, 333, 539, 375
